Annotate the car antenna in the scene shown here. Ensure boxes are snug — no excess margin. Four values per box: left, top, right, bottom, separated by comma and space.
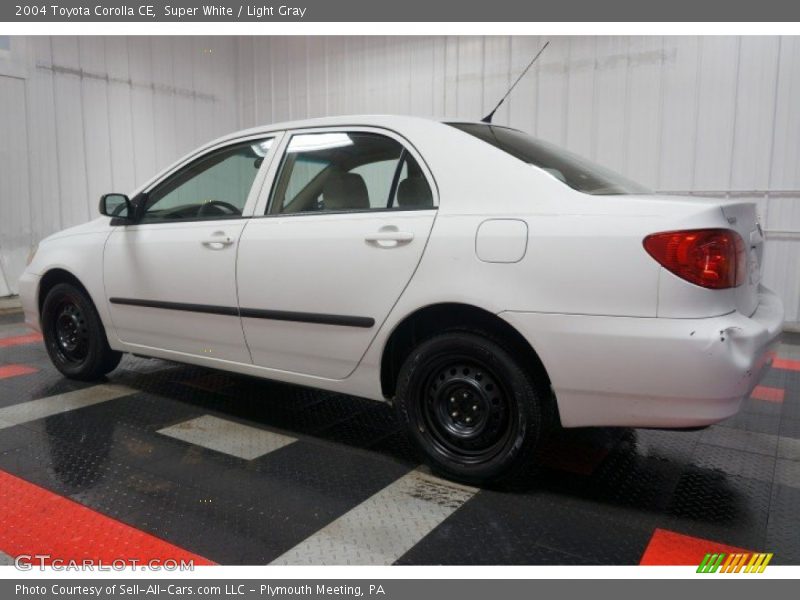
481, 40, 550, 124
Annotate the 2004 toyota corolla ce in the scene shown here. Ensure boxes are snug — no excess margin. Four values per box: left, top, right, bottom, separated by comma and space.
18, 116, 784, 485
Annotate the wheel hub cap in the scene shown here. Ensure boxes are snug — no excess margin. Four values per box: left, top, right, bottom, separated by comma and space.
57, 312, 81, 351
52, 302, 89, 362
439, 380, 489, 438
423, 361, 510, 461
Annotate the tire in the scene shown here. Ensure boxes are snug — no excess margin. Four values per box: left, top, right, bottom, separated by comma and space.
41, 282, 122, 380
394, 330, 551, 486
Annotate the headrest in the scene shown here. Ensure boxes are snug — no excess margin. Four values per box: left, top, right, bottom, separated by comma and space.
397, 176, 433, 208
322, 172, 370, 211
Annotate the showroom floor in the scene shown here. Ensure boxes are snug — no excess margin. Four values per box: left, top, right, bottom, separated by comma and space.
0, 310, 798, 566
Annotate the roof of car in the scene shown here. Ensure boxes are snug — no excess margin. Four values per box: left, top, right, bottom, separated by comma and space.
223, 114, 427, 137
209, 115, 500, 146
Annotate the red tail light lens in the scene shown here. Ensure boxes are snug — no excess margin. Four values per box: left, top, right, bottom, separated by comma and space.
643, 229, 746, 289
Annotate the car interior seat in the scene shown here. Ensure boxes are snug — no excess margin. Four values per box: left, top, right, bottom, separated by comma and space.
322, 172, 370, 211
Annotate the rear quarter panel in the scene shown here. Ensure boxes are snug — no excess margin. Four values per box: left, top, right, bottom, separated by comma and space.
370, 122, 665, 319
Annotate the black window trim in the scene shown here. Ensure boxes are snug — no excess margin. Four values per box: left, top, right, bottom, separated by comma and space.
386, 149, 408, 209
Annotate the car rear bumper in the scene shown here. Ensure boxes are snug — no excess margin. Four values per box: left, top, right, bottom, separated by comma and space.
18, 271, 41, 333
499, 286, 784, 428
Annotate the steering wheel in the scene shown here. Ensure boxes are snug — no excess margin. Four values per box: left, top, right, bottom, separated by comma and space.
197, 200, 241, 217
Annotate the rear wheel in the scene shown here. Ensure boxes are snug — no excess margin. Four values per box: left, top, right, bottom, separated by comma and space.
394, 331, 550, 486
41, 283, 122, 380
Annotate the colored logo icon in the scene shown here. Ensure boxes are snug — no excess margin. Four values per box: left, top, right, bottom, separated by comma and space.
697, 552, 773, 573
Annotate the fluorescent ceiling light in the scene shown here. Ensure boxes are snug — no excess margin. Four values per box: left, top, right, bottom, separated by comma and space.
251, 139, 274, 157
288, 133, 353, 153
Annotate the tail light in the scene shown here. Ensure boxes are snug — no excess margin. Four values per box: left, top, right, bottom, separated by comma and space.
643, 229, 746, 289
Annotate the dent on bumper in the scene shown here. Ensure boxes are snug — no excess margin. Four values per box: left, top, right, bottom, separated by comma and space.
17, 272, 41, 332
500, 286, 785, 429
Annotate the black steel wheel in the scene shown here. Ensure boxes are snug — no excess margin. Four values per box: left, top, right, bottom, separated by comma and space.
395, 331, 550, 486
51, 298, 90, 365
41, 282, 122, 380
421, 358, 514, 464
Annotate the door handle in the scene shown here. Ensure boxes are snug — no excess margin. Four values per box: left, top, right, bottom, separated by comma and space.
364, 231, 414, 247
201, 232, 234, 249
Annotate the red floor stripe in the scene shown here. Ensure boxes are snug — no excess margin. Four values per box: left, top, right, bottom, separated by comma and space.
750, 385, 785, 403
0, 332, 43, 348
773, 357, 800, 372
639, 528, 751, 565
0, 364, 38, 380
0, 469, 215, 565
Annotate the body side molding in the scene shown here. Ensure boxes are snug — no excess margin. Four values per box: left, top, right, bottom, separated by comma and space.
108, 297, 374, 328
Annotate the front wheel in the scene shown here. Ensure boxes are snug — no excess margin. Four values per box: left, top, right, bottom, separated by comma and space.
41, 283, 122, 380
394, 331, 551, 486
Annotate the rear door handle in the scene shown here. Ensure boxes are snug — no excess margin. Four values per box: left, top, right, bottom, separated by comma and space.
365, 231, 414, 247
201, 232, 234, 249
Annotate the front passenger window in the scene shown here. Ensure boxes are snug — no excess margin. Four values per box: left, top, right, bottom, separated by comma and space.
142, 139, 272, 223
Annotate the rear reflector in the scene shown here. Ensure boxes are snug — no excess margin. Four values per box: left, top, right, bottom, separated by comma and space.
643, 229, 746, 290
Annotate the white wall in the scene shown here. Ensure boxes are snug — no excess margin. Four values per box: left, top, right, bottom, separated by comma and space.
0, 35, 240, 296
1, 35, 799, 324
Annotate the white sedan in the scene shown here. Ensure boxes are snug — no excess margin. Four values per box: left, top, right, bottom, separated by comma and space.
18, 115, 784, 485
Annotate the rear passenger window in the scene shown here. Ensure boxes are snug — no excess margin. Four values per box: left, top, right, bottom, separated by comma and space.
268, 132, 434, 214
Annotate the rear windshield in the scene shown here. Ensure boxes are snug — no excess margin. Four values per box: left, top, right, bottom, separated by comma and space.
448, 123, 651, 196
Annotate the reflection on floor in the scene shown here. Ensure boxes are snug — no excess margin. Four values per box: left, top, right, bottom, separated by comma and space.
0, 316, 798, 565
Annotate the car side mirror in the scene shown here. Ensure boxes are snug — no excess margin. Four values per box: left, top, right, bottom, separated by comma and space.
99, 193, 133, 223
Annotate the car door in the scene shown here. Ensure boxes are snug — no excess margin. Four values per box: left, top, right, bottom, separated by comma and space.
103, 135, 279, 362
237, 128, 438, 379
